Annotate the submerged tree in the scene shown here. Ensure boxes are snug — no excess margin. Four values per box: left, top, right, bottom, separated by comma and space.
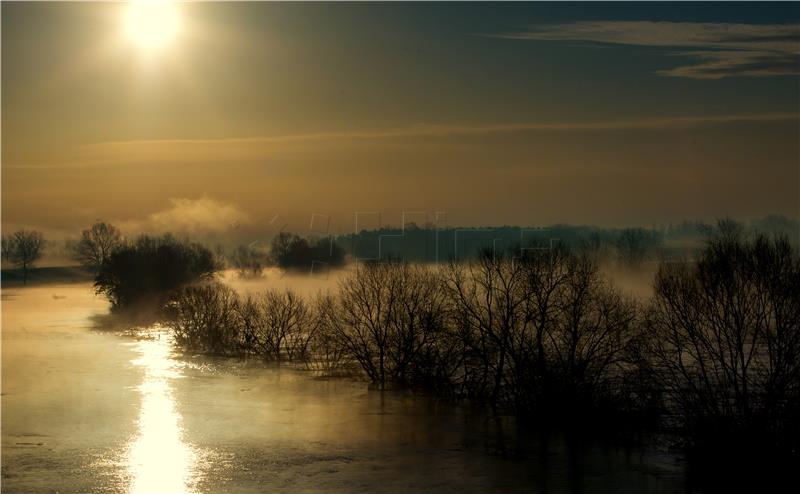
252, 289, 313, 360
443, 252, 533, 407
169, 282, 241, 355
169, 283, 321, 361
326, 261, 451, 387
2, 230, 46, 285
647, 221, 800, 458
230, 244, 266, 278
443, 247, 639, 416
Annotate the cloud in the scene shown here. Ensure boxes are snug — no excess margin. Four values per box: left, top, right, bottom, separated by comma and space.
495, 21, 800, 79
120, 197, 250, 235
657, 50, 800, 80
10, 112, 792, 169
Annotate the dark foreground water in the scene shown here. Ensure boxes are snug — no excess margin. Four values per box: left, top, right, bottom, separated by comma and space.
2, 282, 687, 493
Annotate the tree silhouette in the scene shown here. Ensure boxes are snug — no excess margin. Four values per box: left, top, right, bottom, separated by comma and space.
269, 232, 344, 270
647, 220, 800, 461
73, 222, 122, 272
230, 244, 265, 278
95, 234, 218, 310
2, 230, 45, 285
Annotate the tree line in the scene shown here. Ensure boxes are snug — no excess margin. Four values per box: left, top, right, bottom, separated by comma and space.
4, 215, 796, 283
335, 215, 799, 266
3, 219, 798, 481
165, 221, 799, 477
1, 223, 344, 293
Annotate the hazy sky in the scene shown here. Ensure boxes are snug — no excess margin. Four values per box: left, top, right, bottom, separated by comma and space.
2, 2, 798, 237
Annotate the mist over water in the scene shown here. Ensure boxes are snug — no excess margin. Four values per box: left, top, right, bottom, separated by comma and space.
2, 278, 685, 493
219, 267, 349, 297
600, 263, 660, 300
220, 263, 659, 302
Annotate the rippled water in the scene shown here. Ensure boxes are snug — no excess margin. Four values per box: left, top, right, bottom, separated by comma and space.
2, 281, 687, 493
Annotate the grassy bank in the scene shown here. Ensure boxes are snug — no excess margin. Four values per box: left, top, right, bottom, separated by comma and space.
1, 266, 94, 287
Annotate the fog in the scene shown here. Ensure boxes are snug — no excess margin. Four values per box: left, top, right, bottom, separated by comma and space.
223, 262, 659, 301
219, 267, 350, 298
600, 262, 660, 300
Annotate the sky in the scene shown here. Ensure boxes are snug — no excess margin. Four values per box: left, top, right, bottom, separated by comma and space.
2, 1, 799, 239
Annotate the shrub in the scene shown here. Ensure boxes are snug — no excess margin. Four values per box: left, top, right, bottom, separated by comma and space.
168, 283, 241, 355
94, 234, 218, 310
169, 283, 319, 362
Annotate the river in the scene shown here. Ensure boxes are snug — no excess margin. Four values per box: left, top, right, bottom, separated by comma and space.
1, 279, 687, 493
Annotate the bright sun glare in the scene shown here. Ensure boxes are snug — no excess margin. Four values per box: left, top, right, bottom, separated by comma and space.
124, 0, 181, 52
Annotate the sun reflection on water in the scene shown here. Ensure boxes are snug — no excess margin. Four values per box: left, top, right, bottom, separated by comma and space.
127, 331, 197, 494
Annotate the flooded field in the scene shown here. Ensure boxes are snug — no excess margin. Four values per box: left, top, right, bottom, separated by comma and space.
2, 279, 687, 493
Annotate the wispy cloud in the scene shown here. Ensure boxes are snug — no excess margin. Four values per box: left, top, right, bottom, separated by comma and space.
495, 21, 800, 79
5, 112, 796, 169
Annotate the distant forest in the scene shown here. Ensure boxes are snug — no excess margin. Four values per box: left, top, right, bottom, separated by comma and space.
4, 215, 797, 279
331, 214, 799, 265
212, 214, 800, 275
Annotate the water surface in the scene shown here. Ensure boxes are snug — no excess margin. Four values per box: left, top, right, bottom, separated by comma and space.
2, 281, 686, 493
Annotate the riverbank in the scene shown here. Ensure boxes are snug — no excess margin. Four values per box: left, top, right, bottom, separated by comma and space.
1, 266, 93, 288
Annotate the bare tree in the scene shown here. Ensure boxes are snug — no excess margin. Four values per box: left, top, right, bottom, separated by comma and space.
615, 228, 658, 267
305, 293, 345, 374
169, 283, 241, 355
328, 261, 452, 387
0, 235, 8, 264
171, 283, 319, 362
255, 289, 311, 361
443, 247, 639, 415
73, 222, 121, 272
235, 295, 262, 355
443, 253, 531, 407
647, 222, 800, 452
546, 253, 639, 409
385, 263, 450, 387
2, 230, 45, 285
331, 262, 397, 384
231, 244, 265, 278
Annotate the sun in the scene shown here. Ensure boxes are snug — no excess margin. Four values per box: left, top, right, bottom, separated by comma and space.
124, 0, 181, 53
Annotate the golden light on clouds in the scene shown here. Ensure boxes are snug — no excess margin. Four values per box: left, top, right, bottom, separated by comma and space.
123, 0, 181, 54
1, 2, 797, 233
